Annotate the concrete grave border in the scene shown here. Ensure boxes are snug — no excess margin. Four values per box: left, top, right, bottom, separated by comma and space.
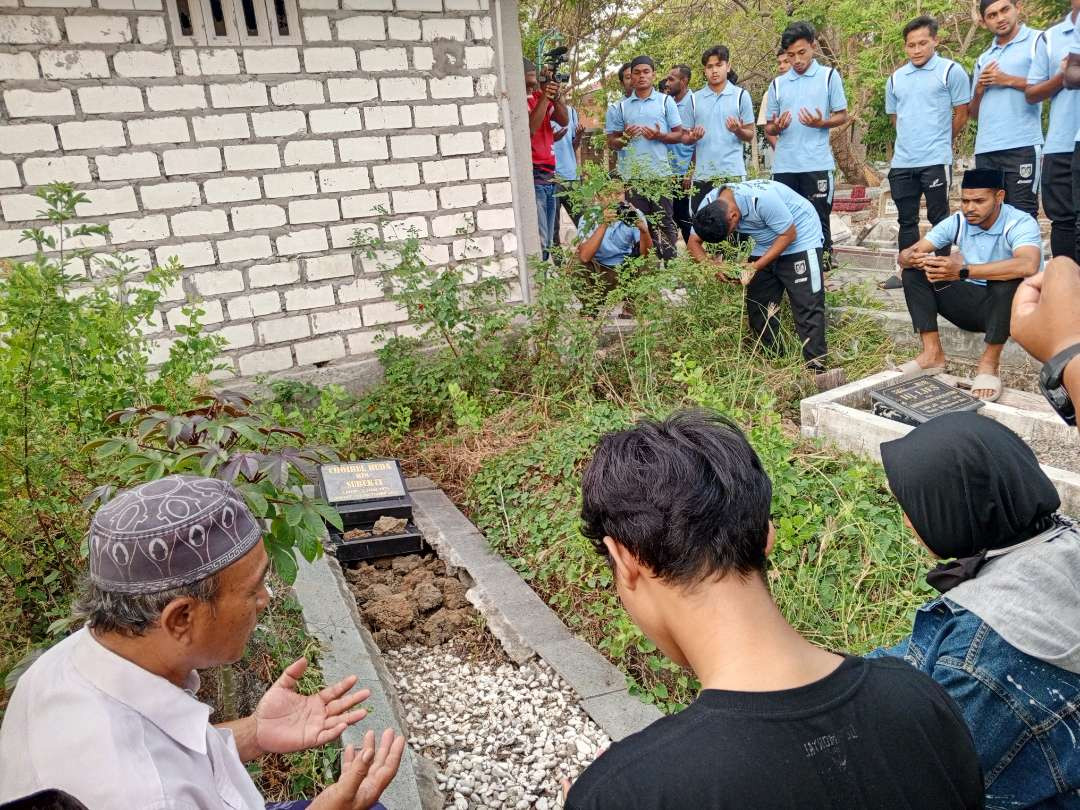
801, 370, 1080, 515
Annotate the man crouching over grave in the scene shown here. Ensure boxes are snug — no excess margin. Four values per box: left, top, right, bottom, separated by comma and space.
563, 411, 985, 809
575, 179, 652, 317
688, 179, 844, 390
897, 168, 1041, 401
0, 475, 404, 810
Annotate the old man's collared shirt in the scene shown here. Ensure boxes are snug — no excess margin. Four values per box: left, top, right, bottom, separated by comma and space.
0, 627, 266, 810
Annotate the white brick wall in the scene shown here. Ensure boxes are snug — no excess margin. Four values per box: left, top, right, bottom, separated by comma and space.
0, 1, 521, 377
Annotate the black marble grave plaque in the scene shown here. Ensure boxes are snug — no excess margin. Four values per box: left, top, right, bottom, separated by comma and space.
318, 459, 406, 504
871, 377, 984, 426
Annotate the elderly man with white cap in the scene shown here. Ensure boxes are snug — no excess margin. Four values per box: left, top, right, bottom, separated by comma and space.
0, 475, 404, 810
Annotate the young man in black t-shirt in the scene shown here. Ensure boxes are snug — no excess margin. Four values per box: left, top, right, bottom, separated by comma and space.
565, 411, 985, 810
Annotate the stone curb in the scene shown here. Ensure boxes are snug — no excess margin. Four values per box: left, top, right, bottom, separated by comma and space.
406, 481, 663, 742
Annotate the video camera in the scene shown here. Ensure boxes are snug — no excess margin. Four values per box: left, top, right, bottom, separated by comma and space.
537, 32, 570, 85
615, 202, 640, 227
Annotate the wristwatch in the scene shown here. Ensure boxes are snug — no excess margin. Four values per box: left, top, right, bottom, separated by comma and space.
1039, 343, 1080, 426
958, 265, 970, 280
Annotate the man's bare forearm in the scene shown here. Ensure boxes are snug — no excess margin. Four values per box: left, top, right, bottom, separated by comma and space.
216, 717, 264, 763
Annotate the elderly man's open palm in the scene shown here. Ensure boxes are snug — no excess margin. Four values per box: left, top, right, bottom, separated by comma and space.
255, 657, 371, 754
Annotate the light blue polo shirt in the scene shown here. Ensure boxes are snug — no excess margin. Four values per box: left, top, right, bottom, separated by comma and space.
694, 179, 823, 256
552, 105, 579, 181
668, 92, 696, 176
688, 82, 754, 179
766, 60, 848, 173
924, 204, 1042, 286
1027, 15, 1080, 154
886, 53, 970, 168
605, 89, 683, 178
972, 25, 1044, 153
578, 212, 643, 267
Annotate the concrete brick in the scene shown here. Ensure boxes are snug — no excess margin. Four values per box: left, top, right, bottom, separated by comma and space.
324, 79, 377, 105
336, 15, 385, 40
1, 124, 59, 159
199, 49, 240, 75
381, 215, 428, 239
309, 107, 363, 133
362, 300, 407, 325
439, 183, 482, 209
476, 207, 514, 231
163, 147, 221, 176
372, 162, 419, 188
204, 176, 261, 204
243, 48, 301, 74
192, 113, 250, 141
419, 243, 451, 265
5, 89, 74, 118
391, 189, 437, 213
210, 82, 268, 108
500, 233, 517, 257
231, 203, 287, 230
178, 50, 200, 76
338, 276, 384, 302
465, 45, 494, 69
363, 106, 412, 129
345, 330, 380, 355
97, 0, 136, 7
0, 229, 33, 259
263, 171, 317, 198
39, 49, 109, 79
387, 16, 420, 39
251, 110, 307, 137
430, 76, 473, 100
439, 130, 484, 156
216, 234, 273, 262
75, 186, 138, 216
304, 252, 355, 280
318, 166, 369, 192
338, 136, 388, 162
390, 134, 437, 158
300, 0, 337, 8
259, 314, 310, 342
421, 18, 465, 40
294, 335, 345, 365
311, 307, 362, 333
341, 192, 390, 219
171, 209, 228, 237
249, 260, 300, 287
343, 0, 390, 6
488, 127, 505, 151
98, 152, 160, 181
192, 269, 244, 296
469, 16, 493, 40
216, 322, 256, 350
1, 194, 47, 222
452, 234, 493, 259
229, 290, 282, 319
224, 144, 280, 171
304, 47, 357, 72
110, 213, 170, 243
460, 102, 499, 125
114, 51, 175, 77
140, 181, 201, 210
0, 15, 62, 44
302, 16, 333, 41
445, 0, 483, 7
289, 198, 340, 224
23, 156, 90, 185
468, 155, 509, 179
0, 53, 39, 80
431, 211, 473, 237
276, 227, 328, 255
275, 141, 335, 171
155, 241, 213, 268
65, 16, 131, 43
0, 162, 19, 189
135, 0, 165, 10
411, 46, 434, 71
270, 79, 325, 105
359, 47, 407, 71
129, 116, 190, 145
477, 74, 497, 98
285, 284, 334, 310
78, 86, 143, 114
486, 181, 512, 204
397, 0, 440, 8
412, 104, 458, 128
239, 346, 294, 375
147, 85, 207, 111
135, 15, 167, 43
421, 158, 466, 183
379, 77, 426, 101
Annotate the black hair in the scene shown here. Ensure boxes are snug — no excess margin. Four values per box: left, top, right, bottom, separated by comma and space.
776, 46, 787, 56
780, 21, 816, 50
658, 77, 669, 93
618, 62, 632, 81
581, 410, 772, 584
524, 58, 536, 73
979, 0, 1013, 15
672, 63, 692, 81
903, 15, 939, 39
692, 198, 732, 244
700, 45, 739, 85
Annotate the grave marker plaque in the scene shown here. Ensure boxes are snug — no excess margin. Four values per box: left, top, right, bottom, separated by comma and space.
870, 377, 984, 426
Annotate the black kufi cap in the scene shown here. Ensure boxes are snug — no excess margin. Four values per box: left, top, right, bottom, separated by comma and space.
961, 168, 1006, 190
630, 55, 655, 70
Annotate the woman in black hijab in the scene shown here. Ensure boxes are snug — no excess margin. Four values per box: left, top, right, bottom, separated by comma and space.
867, 412, 1080, 808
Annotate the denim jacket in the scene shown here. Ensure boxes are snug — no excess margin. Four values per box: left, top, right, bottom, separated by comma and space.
869, 598, 1080, 809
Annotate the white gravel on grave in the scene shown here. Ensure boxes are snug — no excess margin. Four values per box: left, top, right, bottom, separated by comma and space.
384, 644, 612, 810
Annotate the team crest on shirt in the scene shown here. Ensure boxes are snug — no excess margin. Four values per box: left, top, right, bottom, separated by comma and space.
1019, 163, 1033, 179
794, 260, 807, 275
817, 179, 828, 193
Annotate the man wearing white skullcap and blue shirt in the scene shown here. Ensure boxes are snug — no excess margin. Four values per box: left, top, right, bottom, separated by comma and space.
0, 475, 404, 810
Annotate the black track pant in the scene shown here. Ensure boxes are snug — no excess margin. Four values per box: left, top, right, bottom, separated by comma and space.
746, 247, 828, 369
1041, 152, 1074, 258
773, 171, 833, 265
975, 146, 1040, 219
1074, 143, 1080, 262
889, 165, 951, 252
673, 177, 694, 243
552, 180, 578, 248
627, 191, 678, 262
901, 269, 1021, 345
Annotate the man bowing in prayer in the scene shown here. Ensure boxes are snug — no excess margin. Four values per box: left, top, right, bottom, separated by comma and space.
0, 475, 405, 810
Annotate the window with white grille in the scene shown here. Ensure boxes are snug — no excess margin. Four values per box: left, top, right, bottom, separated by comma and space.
166, 0, 300, 46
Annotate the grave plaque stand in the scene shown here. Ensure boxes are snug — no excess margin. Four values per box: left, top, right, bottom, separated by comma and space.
316, 459, 426, 562
870, 377, 984, 426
